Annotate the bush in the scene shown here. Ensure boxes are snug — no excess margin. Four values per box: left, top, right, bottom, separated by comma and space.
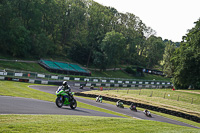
125, 67, 136, 75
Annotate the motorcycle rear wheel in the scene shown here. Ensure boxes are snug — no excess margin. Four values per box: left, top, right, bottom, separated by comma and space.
56, 97, 63, 108
70, 99, 77, 109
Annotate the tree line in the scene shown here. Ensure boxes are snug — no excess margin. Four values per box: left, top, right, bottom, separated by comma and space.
0, 0, 166, 69
1, 0, 199, 89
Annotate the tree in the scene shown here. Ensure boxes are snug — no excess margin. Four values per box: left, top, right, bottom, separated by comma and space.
172, 19, 200, 89
101, 31, 126, 69
144, 36, 165, 68
162, 41, 176, 77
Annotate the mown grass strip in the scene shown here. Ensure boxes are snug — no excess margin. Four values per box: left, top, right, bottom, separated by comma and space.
0, 115, 199, 133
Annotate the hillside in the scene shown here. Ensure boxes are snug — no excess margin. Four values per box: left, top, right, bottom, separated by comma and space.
0, 59, 170, 81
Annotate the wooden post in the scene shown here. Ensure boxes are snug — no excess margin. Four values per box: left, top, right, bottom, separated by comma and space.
150, 91, 153, 97
177, 95, 179, 101
127, 89, 129, 94
191, 98, 193, 104
164, 93, 166, 99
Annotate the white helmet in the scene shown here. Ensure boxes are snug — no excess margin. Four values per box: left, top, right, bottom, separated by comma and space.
62, 81, 67, 86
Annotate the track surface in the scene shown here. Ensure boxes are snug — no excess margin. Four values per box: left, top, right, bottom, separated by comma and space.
0, 96, 121, 117
29, 85, 199, 129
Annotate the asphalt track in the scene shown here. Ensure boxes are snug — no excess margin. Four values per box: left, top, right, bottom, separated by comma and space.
0, 84, 199, 129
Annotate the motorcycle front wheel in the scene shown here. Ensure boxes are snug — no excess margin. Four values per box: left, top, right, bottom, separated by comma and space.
70, 99, 77, 109
56, 97, 63, 108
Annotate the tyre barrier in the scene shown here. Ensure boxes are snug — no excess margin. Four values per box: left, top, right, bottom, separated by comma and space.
75, 92, 200, 123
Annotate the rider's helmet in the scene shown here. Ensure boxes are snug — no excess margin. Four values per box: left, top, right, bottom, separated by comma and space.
62, 81, 67, 86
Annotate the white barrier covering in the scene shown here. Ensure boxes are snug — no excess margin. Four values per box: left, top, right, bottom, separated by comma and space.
15, 73, 23, 77
110, 80, 115, 83
102, 80, 106, 83
151, 82, 154, 85
64, 77, 70, 80
84, 78, 89, 81
114, 84, 119, 87
123, 84, 127, 87
96, 83, 101, 86
74, 83, 80, 86
132, 81, 136, 84
51, 76, 58, 79
0, 76, 5, 80
105, 84, 110, 87
162, 82, 165, 85
118, 81, 122, 83
139, 82, 142, 84
125, 81, 129, 84
41, 81, 48, 84
29, 79, 35, 83
139, 85, 143, 88
157, 82, 160, 85
74, 78, 80, 81
145, 82, 148, 84
0, 72, 7, 75
37, 74, 45, 78
131, 85, 135, 87
93, 79, 98, 82
86, 83, 91, 86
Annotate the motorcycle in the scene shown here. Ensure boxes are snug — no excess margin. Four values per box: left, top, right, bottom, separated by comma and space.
116, 101, 124, 108
55, 86, 77, 109
143, 110, 152, 117
79, 86, 83, 89
129, 105, 137, 112
96, 97, 102, 103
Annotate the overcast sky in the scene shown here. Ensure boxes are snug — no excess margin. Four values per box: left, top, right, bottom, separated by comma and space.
93, 0, 200, 42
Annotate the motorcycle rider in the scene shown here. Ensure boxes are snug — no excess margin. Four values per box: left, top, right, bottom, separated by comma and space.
97, 95, 102, 102
130, 103, 136, 110
62, 81, 72, 101
144, 109, 150, 115
116, 100, 123, 107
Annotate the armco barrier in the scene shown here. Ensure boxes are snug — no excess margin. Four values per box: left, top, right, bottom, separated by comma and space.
75, 92, 200, 123
0, 70, 172, 88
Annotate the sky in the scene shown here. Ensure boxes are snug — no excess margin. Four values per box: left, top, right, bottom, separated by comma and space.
93, 0, 200, 42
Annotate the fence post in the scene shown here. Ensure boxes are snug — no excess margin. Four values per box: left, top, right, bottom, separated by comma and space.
150, 91, 153, 97
127, 89, 129, 94
177, 95, 179, 101
139, 89, 141, 95
164, 92, 166, 99
191, 98, 193, 104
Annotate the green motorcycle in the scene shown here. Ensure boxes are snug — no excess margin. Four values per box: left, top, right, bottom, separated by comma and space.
55, 86, 77, 109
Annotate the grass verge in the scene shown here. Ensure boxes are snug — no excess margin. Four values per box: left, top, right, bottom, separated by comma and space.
0, 115, 199, 133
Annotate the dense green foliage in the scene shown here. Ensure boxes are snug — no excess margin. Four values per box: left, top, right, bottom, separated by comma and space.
0, 0, 165, 69
1, 0, 199, 89
171, 19, 200, 89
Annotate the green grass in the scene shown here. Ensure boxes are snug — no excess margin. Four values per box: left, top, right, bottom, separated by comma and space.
0, 115, 199, 133
0, 61, 50, 73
